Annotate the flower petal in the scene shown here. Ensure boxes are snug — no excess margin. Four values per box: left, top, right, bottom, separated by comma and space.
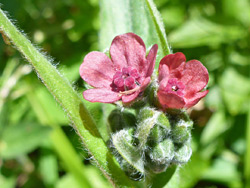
181, 60, 209, 94
80, 52, 115, 88
110, 33, 146, 72
159, 52, 186, 71
185, 90, 209, 108
122, 91, 140, 103
140, 77, 151, 91
157, 91, 186, 109
145, 44, 158, 77
83, 88, 121, 103
158, 64, 169, 83
159, 78, 169, 90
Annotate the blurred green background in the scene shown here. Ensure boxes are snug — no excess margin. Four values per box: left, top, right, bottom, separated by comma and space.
0, 0, 250, 188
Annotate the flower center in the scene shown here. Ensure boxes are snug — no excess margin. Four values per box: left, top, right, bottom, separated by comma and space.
166, 78, 185, 96
111, 66, 141, 93
171, 85, 178, 91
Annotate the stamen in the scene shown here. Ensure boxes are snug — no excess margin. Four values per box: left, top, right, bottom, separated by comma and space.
135, 81, 140, 86
119, 87, 140, 96
166, 78, 185, 97
172, 85, 178, 91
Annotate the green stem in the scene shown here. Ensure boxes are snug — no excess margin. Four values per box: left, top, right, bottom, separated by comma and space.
0, 9, 134, 187
145, 0, 172, 55
245, 104, 250, 187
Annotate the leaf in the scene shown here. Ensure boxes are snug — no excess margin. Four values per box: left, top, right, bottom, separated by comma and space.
169, 18, 246, 48
83, 166, 112, 188
0, 175, 16, 188
220, 68, 250, 114
56, 167, 112, 188
222, 0, 250, 27
31, 87, 69, 125
160, 6, 185, 29
84, 101, 115, 141
149, 165, 177, 188
39, 150, 59, 186
205, 86, 223, 110
59, 54, 84, 82
202, 157, 241, 187
200, 52, 224, 71
99, 0, 171, 67
200, 111, 230, 146
56, 175, 83, 188
228, 52, 250, 66
178, 153, 209, 188
0, 122, 51, 159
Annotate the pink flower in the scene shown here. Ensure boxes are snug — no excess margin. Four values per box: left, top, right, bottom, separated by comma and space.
80, 33, 158, 103
157, 52, 209, 109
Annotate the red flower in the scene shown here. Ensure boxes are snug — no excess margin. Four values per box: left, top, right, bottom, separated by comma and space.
80, 33, 158, 103
157, 52, 209, 109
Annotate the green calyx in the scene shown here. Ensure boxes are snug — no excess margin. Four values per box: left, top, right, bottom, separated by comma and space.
173, 141, 192, 164
150, 139, 175, 164
108, 107, 194, 179
108, 109, 136, 133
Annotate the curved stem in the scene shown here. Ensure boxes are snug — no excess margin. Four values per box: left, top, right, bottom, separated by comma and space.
0, 9, 135, 188
245, 105, 250, 187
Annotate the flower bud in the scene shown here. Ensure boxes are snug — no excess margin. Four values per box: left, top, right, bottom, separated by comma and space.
119, 159, 143, 180
173, 142, 192, 164
147, 125, 167, 146
150, 138, 175, 163
137, 107, 155, 122
171, 124, 190, 144
108, 109, 136, 133
145, 156, 169, 174
171, 111, 193, 144
109, 107, 194, 178
146, 138, 174, 173
111, 128, 145, 179
136, 107, 171, 150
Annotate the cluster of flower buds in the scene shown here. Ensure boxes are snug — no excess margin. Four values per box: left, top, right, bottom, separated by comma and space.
108, 107, 193, 179
79, 33, 209, 179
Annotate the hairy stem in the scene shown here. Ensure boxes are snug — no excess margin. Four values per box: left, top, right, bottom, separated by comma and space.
0, 9, 135, 188
145, 0, 172, 55
245, 105, 250, 187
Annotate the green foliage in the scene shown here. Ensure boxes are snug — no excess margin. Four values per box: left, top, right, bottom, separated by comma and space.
0, 0, 250, 187
220, 68, 250, 114
0, 7, 134, 188
99, 0, 171, 66
169, 18, 246, 48
0, 122, 51, 159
